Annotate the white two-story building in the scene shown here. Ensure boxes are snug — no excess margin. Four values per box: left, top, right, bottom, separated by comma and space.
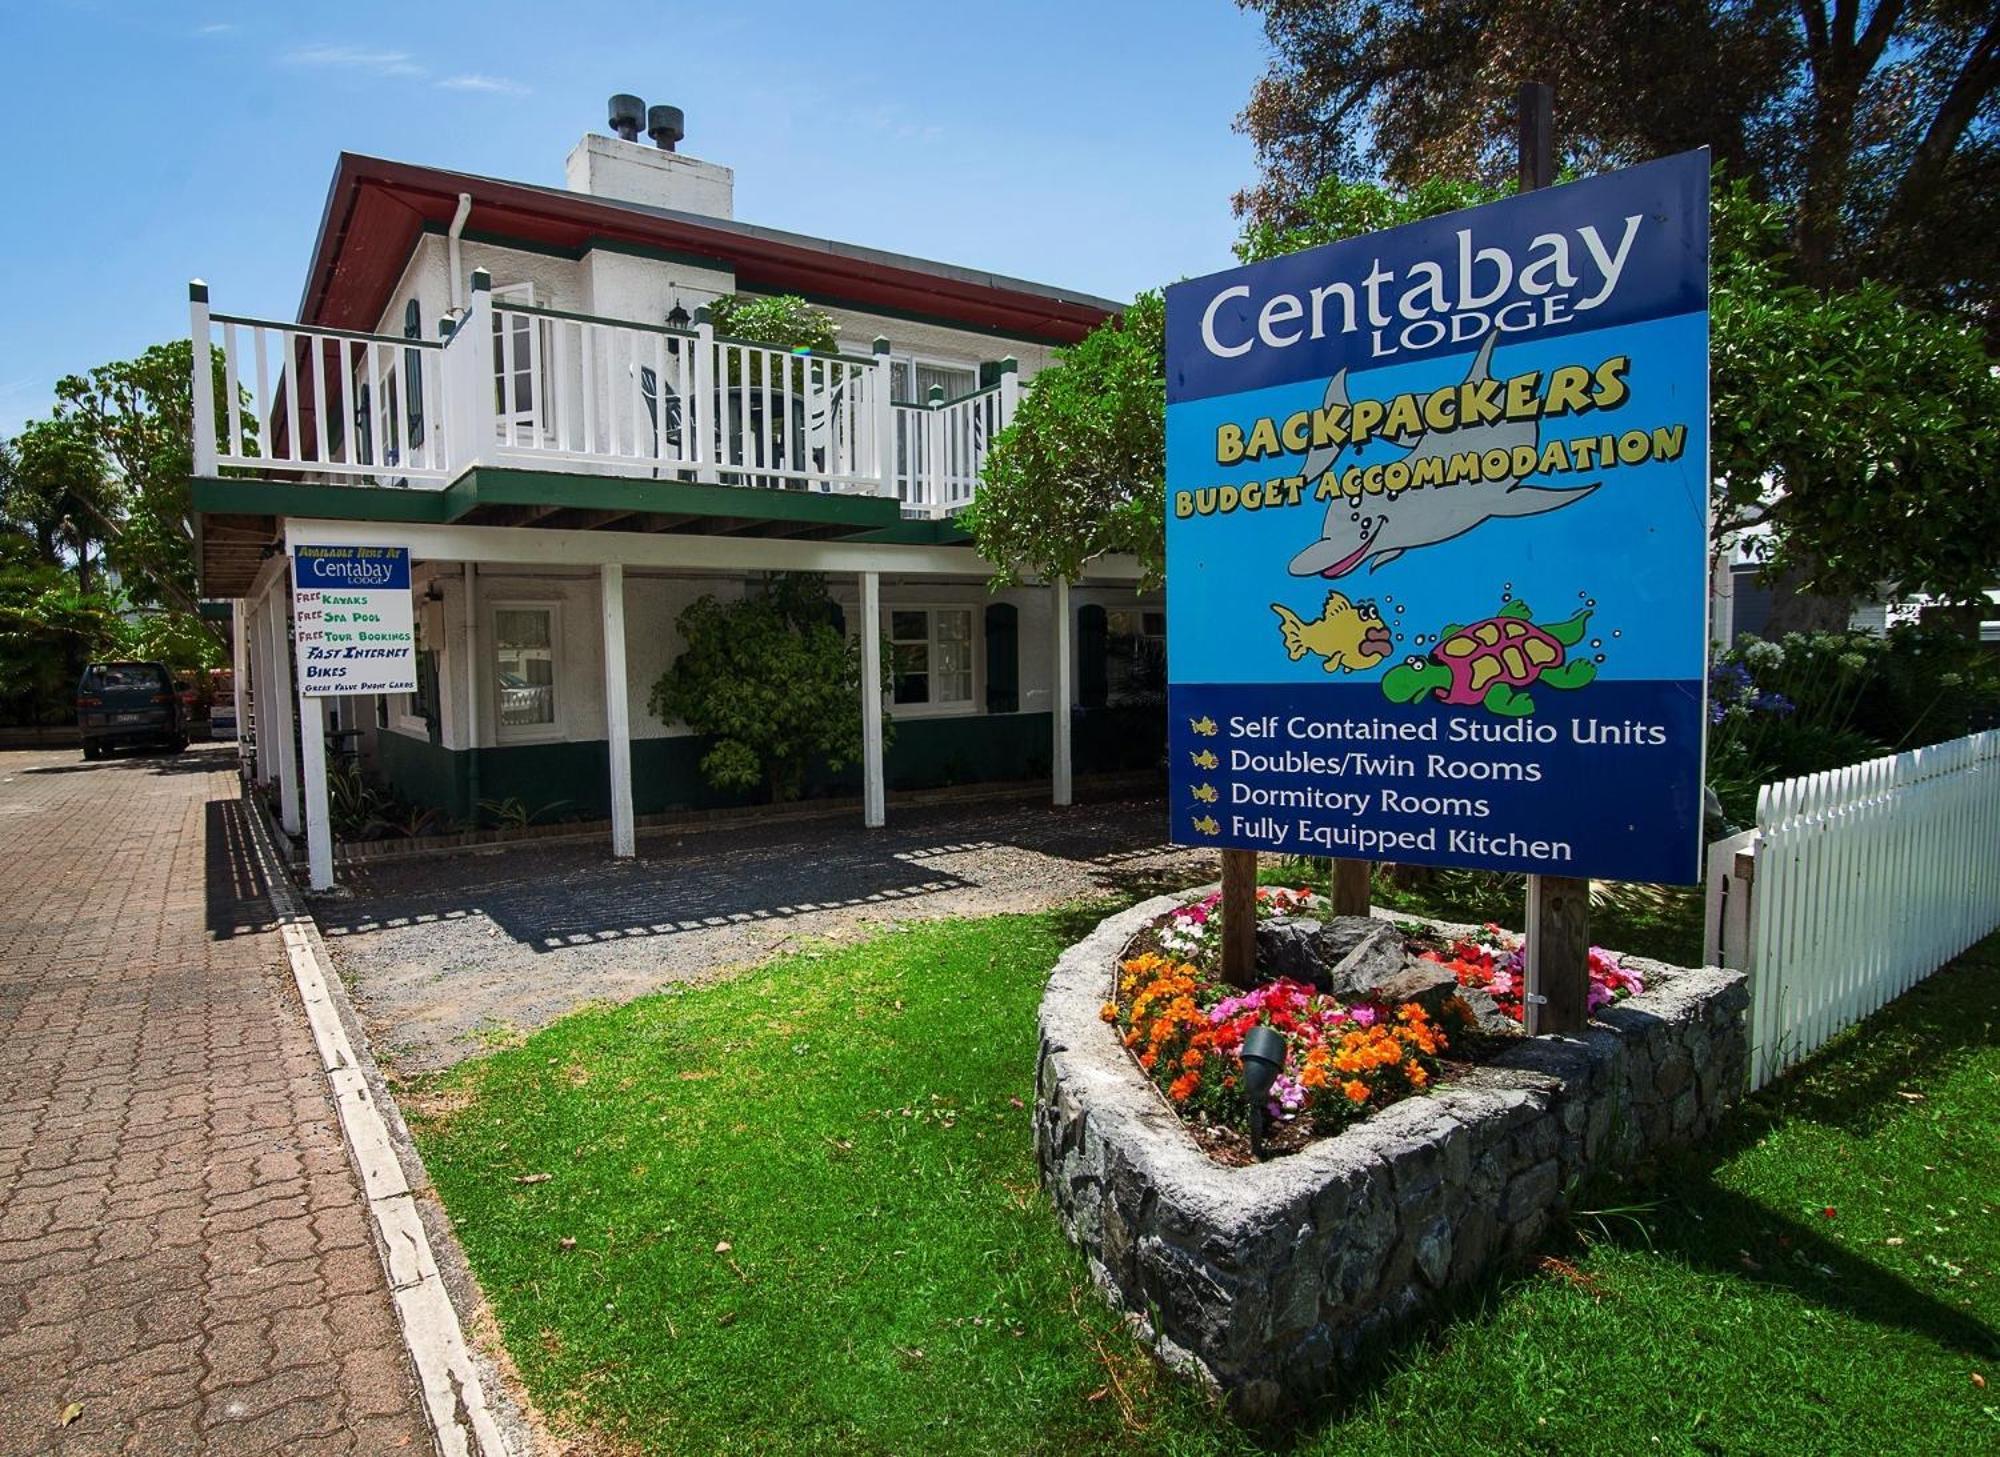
192, 99, 1165, 886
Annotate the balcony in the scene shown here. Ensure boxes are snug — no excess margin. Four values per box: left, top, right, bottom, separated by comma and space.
189, 273, 1019, 519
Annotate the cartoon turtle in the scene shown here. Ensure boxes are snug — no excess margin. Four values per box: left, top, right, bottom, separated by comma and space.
1381, 600, 1595, 717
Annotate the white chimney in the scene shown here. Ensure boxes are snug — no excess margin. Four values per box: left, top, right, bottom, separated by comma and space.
565, 97, 733, 218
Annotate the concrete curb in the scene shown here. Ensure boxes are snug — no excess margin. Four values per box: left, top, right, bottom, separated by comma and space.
239, 789, 525, 1457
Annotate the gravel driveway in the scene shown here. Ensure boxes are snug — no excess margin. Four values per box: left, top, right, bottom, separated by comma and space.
316, 794, 1209, 1072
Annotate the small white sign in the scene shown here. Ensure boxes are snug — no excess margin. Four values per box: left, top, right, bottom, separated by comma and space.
292, 545, 418, 697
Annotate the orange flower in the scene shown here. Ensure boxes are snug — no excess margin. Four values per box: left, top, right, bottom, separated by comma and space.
1342, 1079, 1370, 1104
1099, 1002, 1118, 1024
1168, 1071, 1200, 1102
1406, 1062, 1429, 1088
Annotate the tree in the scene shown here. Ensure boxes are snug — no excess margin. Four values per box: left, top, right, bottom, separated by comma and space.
1, 417, 114, 592
1234, 1, 2000, 335
1706, 175, 2000, 620
703, 294, 840, 354
0, 531, 125, 723
961, 292, 1166, 589
648, 574, 889, 802
970, 172, 2000, 621
51, 341, 215, 623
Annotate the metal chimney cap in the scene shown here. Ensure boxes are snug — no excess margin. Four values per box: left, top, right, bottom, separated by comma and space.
607, 93, 646, 142
647, 104, 685, 151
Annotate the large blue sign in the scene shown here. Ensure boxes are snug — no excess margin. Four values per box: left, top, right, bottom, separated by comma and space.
1165, 151, 1709, 885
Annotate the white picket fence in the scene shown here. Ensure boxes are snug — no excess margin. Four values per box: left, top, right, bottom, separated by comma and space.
1705, 730, 2000, 1089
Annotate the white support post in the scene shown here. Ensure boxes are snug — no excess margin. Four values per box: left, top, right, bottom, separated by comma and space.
1052, 576, 1073, 806
299, 694, 334, 890
601, 563, 635, 858
455, 270, 496, 472
871, 337, 895, 500
463, 562, 482, 820
692, 312, 715, 469
997, 356, 1021, 428
924, 384, 946, 519
189, 282, 218, 476
860, 571, 885, 828
251, 595, 269, 778
270, 578, 302, 836
230, 600, 250, 767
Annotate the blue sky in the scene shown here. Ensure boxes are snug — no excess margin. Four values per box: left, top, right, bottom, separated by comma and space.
0, 1, 1269, 436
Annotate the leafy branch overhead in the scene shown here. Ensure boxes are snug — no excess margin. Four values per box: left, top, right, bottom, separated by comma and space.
970, 169, 2000, 612
961, 292, 1164, 589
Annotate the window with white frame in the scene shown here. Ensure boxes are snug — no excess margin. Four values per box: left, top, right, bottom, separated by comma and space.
888, 607, 974, 709
491, 282, 539, 435
493, 604, 559, 737
887, 355, 977, 405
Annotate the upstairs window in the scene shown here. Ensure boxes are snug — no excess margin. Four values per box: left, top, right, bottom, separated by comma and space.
491, 283, 539, 434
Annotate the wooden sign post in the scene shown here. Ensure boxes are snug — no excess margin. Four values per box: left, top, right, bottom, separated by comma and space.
1221, 848, 1259, 988
1330, 858, 1371, 916
1516, 80, 1592, 1037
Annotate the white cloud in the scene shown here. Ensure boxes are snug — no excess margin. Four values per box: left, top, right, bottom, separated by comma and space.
437, 73, 531, 96
195, 23, 235, 36
281, 44, 426, 80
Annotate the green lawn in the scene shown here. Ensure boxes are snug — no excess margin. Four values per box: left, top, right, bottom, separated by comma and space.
405, 910, 1998, 1456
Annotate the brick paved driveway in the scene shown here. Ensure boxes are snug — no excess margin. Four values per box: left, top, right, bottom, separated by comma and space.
0, 745, 430, 1455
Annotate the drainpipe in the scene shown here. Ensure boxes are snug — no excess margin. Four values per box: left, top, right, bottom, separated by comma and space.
447, 193, 473, 314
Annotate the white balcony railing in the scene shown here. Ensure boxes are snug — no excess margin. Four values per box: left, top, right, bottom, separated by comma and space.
189, 275, 1020, 516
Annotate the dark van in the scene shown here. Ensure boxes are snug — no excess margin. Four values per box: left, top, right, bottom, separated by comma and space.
76, 662, 188, 760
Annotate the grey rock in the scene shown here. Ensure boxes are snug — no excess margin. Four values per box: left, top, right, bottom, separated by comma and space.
1413, 1217, 1454, 1287
1364, 961, 1465, 1020
1320, 921, 1411, 997
1456, 984, 1520, 1037
1256, 915, 1326, 983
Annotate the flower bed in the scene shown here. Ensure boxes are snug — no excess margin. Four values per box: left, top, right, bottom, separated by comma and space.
1036, 891, 1751, 1418
1416, 923, 1647, 1020
1105, 890, 1651, 1163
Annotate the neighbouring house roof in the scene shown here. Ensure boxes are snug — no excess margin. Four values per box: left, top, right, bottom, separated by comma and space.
299, 152, 1125, 344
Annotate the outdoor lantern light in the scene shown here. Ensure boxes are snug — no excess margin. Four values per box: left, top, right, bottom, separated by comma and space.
666, 302, 690, 330
1239, 1024, 1286, 1161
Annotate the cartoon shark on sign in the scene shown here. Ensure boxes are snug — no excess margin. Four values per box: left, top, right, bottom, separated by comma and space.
1289, 331, 1600, 578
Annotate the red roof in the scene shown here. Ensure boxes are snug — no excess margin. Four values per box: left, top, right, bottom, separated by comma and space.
301, 153, 1121, 345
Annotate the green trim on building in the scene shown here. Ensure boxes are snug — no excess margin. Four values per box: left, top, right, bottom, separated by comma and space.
192, 477, 451, 522
419, 220, 737, 276
370, 708, 1164, 827
846, 518, 976, 545
732, 280, 1069, 347
194, 468, 907, 532
462, 468, 905, 528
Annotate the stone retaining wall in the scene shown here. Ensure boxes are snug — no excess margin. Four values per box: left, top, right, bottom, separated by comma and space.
1034, 893, 1750, 1419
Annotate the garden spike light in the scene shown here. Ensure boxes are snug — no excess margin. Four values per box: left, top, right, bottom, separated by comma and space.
1239, 1024, 1286, 1161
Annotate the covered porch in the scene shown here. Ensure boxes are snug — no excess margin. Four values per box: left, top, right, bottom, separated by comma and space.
226, 514, 1155, 892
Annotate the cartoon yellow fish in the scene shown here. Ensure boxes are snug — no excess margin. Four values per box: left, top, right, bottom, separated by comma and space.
1189, 715, 1219, 736
1272, 592, 1394, 673
1189, 748, 1219, 770
1191, 814, 1220, 836
1191, 783, 1218, 804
